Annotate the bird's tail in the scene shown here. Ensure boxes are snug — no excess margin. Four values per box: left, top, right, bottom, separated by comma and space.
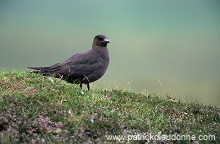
27, 66, 49, 71
27, 66, 62, 78
27, 67, 51, 75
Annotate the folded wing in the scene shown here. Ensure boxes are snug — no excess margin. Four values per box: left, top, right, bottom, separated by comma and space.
28, 50, 100, 83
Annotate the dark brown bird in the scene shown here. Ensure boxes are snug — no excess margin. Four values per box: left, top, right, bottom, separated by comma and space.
28, 34, 110, 90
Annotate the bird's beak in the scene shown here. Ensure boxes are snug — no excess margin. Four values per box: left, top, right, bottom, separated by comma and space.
103, 38, 110, 43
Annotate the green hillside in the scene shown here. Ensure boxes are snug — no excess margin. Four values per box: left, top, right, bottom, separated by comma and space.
0, 72, 219, 143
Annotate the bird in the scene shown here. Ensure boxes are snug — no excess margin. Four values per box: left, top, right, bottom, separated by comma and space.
27, 34, 110, 90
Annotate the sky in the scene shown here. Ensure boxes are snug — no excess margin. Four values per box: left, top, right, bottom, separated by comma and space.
0, 0, 220, 106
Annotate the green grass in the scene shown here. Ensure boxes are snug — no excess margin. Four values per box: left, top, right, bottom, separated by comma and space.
0, 72, 219, 144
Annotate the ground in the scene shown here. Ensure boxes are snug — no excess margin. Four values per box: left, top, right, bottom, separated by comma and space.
0, 72, 219, 143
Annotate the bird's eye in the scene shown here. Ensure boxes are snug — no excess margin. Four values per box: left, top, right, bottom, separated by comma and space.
98, 38, 103, 41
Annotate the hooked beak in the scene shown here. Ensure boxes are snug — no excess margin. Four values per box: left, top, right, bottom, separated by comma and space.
103, 38, 110, 43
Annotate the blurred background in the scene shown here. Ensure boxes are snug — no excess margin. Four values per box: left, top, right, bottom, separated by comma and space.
0, 0, 219, 107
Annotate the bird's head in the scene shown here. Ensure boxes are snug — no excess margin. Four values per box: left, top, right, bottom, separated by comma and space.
93, 34, 110, 47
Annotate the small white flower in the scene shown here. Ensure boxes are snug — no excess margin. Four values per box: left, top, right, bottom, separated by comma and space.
47, 77, 54, 83
68, 109, 72, 114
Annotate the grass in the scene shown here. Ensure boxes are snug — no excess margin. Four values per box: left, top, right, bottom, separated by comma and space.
0, 72, 219, 144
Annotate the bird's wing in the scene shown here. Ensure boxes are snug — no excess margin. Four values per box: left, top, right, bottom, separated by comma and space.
56, 51, 101, 77
28, 49, 104, 81
29, 50, 98, 77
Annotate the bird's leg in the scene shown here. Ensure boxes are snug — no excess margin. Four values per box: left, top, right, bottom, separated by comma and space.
80, 83, 82, 89
87, 84, 90, 91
